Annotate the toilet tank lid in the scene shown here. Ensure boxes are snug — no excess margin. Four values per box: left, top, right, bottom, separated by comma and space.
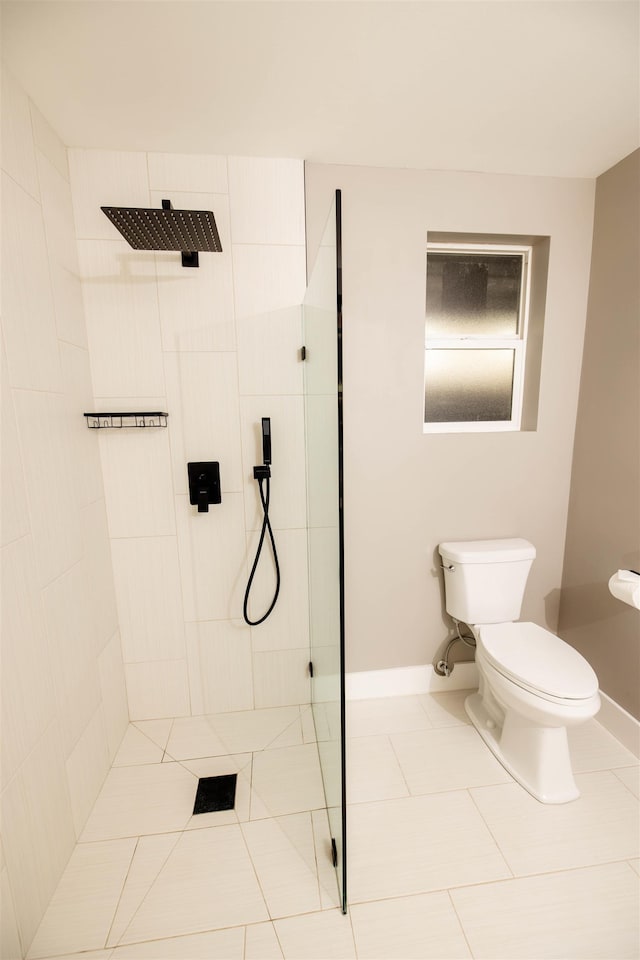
439, 538, 536, 563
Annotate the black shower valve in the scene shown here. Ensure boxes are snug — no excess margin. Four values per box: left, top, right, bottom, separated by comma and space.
188, 462, 221, 513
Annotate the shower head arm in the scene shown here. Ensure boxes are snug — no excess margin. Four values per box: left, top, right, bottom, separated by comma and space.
161, 199, 199, 267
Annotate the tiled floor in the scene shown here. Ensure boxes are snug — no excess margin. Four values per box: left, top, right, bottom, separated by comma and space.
25, 692, 640, 959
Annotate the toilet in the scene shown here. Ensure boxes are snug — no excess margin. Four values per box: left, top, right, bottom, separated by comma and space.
438, 538, 600, 804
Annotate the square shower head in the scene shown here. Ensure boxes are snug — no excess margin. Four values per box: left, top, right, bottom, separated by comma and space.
101, 204, 222, 252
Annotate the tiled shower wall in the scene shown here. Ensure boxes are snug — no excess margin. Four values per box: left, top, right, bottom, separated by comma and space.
68, 149, 310, 721
1, 69, 128, 955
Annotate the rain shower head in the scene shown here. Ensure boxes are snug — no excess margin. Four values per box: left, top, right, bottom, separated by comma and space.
101, 199, 222, 267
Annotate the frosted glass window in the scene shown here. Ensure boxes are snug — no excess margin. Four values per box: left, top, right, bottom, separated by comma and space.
424, 240, 532, 432
425, 350, 515, 423
426, 252, 523, 337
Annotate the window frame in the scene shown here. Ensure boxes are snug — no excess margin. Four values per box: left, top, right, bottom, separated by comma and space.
424, 241, 533, 433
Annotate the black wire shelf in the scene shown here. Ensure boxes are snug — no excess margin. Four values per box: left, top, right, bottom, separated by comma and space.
84, 412, 169, 429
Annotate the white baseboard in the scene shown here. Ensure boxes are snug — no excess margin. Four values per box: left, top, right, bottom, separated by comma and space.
346, 662, 479, 701
345, 665, 639, 758
597, 691, 640, 758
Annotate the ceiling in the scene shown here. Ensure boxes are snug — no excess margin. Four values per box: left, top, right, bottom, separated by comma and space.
2, 0, 638, 179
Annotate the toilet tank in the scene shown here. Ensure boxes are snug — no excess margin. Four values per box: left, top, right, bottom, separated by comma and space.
439, 538, 536, 625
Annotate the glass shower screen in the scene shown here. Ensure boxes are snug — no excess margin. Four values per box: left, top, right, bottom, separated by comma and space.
303, 191, 346, 912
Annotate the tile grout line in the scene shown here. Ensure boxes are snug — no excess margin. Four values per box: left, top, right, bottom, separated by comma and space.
102, 835, 140, 950
109, 830, 183, 950
237, 818, 275, 926
386, 732, 416, 799
465, 787, 516, 879
446, 888, 477, 959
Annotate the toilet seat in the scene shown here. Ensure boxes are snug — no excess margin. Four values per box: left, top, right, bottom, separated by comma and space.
477, 622, 599, 704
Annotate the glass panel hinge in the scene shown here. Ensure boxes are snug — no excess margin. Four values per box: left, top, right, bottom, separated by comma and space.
331, 838, 338, 867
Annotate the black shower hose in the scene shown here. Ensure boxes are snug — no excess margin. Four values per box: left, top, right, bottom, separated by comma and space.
242, 473, 281, 625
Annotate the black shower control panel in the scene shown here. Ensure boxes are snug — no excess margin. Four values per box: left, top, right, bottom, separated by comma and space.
188, 462, 221, 513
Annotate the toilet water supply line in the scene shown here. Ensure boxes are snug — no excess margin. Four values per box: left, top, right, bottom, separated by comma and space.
436, 618, 477, 677
243, 418, 281, 626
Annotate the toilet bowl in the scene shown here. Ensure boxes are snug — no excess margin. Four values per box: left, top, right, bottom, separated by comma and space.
466, 621, 600, 803
438, 538, 601, 804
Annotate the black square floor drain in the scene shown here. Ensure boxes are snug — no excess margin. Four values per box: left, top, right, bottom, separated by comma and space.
192, 774, 237, 814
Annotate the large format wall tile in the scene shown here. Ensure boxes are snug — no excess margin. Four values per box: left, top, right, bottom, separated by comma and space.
232, 244, 306, 321
13, 390, 84, 587
176, 492, 247, 622
2, 76, 127, 958
30, 102, 68, 182
111, 536, 185, 663
1, 537, 57, 788
1, 723, 76, 951
42, 560, 103, 755
60, 344, 104, 509
252, 649, 311, 710
0, 346, 30, 547
98, 631, 130, 762
65, 705, 111, 836
152, 191, 235, 353
2, 172, 61, 393
240, 396, 307, 531
69, 147, 309, 738
1, 65, 39, 199
164, 351, 243, 495
65, 150, 310, 769
246, 527, 309, 653
99, 429, 176, 539
38, 151, 88, 348
148, 152, 228, 194
236, 305, 303, 397
125, 660, 190, 721
185, 620, 254, 714
38, 151, 81, 276
0, 866, 22, 960
77, 240, 164, 398
228, 157, 305, 246
69, 149, 150, 240
81, 500, 120, 652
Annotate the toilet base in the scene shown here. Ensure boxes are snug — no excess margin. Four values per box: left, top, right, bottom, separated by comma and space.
465, 691, 580, 804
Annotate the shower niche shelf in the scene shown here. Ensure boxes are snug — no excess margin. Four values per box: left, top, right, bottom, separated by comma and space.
84, 412, 168, 429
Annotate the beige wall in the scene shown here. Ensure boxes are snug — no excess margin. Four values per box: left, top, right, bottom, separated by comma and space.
305, 163, 595, 674
558, 150, 640, 720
